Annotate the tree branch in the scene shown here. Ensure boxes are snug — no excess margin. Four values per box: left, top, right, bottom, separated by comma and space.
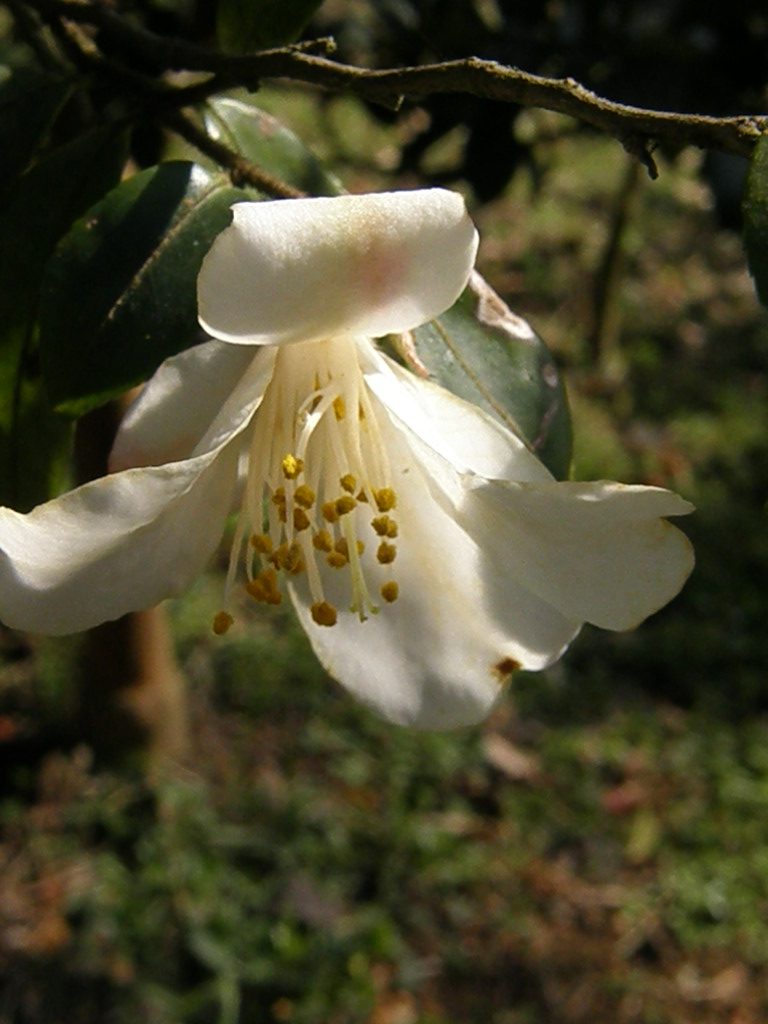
161, 109, 305, 198
29, 0, 768, 164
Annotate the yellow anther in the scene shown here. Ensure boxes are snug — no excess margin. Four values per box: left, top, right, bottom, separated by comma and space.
374, 487, 397, 512
335, 495, 356, 516
332, 395, 346, 420
250, 532, 272, 553
340, 473, 356, 493
380, 581, 399, 603
356, 490, 369, 503
293, 508, 311, 532
326, 550, 348, 569
371, 515, 398, 538
271, 487, 286, 506
247, 567, 283, 605
294, 484, 316, 509
377, 541, 397, 565
280, 541, 304, 574
335, 537, 364, 557
281, 453, 304, 479
312, 529, 333, 552
311, 601, 338, 627
321, 500, 339, 523
212, 611, 234, 635
246, 578, 268, 602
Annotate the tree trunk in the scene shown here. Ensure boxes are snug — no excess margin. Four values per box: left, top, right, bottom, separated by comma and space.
72, 402, 188, 766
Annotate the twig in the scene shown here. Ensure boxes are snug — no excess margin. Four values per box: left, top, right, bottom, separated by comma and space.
161, 109, 305, 198
29, 0, 768, 163
3, 0, 68, 71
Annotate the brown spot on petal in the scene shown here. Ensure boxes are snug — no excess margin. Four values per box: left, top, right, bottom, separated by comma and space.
492, 657, 521, 685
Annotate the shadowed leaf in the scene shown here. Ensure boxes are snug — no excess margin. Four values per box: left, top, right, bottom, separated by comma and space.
0, 66, 72, 194
204, 96, 342, 197
405, 272, 572, 479
39, 162, 253, 415
0, 124, 130, 509
216, 0, 325, 52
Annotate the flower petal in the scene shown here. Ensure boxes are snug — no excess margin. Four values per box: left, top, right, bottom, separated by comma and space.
462, 478, 695, 631
288, 412, 580, 729
197, 190, 478, 346
359, 339, 553, 482
110, 339, 260, 470
0, 440, 240, 635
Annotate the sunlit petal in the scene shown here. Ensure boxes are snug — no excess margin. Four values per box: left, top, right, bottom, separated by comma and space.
0, 441, 240, 634
198, 190, 478, 346
110, 339, 259, 470
359, 339, 553, 481
463, 479, 695, 631
289, 406, 579, 728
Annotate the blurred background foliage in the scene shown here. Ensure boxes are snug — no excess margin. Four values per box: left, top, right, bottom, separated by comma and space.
2, 0, 768, 1022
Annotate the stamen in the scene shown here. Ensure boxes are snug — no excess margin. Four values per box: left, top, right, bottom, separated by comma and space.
272, 541, 305, 575
312, 529, 334, 552
246, 567, 283, 605
311, 601, 338, 627
294, 484, 315, 509
219, 337, 405, 634
321, 500, 340, 523
281, 453, 304, 479
212, 611, 234, 635
271, 487, 287, 523
336, 538, 364, 557
293, 508, 311, 532
332, 396, 346, 420
371, 515, 398, 538
335, 495, 357, 516
377, 541, 397, 564
374, 487, 397, 512
340, 515, 378, 620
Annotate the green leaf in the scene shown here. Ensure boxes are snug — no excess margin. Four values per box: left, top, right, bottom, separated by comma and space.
743, 135, 768, 310
39, 162, 253, 415
0, 66, 72, 194
405, 273, 572, 479
204, 96, 342, 197
0, 123, 129, 510
0, 122, 130, 352
216, 0, 325, 52
0, 362, 72, 512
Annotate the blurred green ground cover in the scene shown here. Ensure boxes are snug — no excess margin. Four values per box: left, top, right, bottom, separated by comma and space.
3, 88, 768, 1022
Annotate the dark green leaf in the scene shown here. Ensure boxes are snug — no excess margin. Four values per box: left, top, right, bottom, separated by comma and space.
39, 162, 252, 415
405, 273, 572, 479
204, 96, 342, 197
0, 124, 129, 510
216, 0, 325, 52
0, 122, 130, 353
743, 135, 768, 310
0, 363, 72, 512
0, 65, 72, 194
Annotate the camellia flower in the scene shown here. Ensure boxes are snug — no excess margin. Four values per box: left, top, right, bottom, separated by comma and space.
0, 190, 694, 727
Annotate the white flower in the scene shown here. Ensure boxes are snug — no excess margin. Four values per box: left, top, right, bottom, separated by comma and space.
0, 189, 694, 728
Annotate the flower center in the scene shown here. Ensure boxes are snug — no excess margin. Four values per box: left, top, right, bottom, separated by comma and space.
214, 337, 400, 633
